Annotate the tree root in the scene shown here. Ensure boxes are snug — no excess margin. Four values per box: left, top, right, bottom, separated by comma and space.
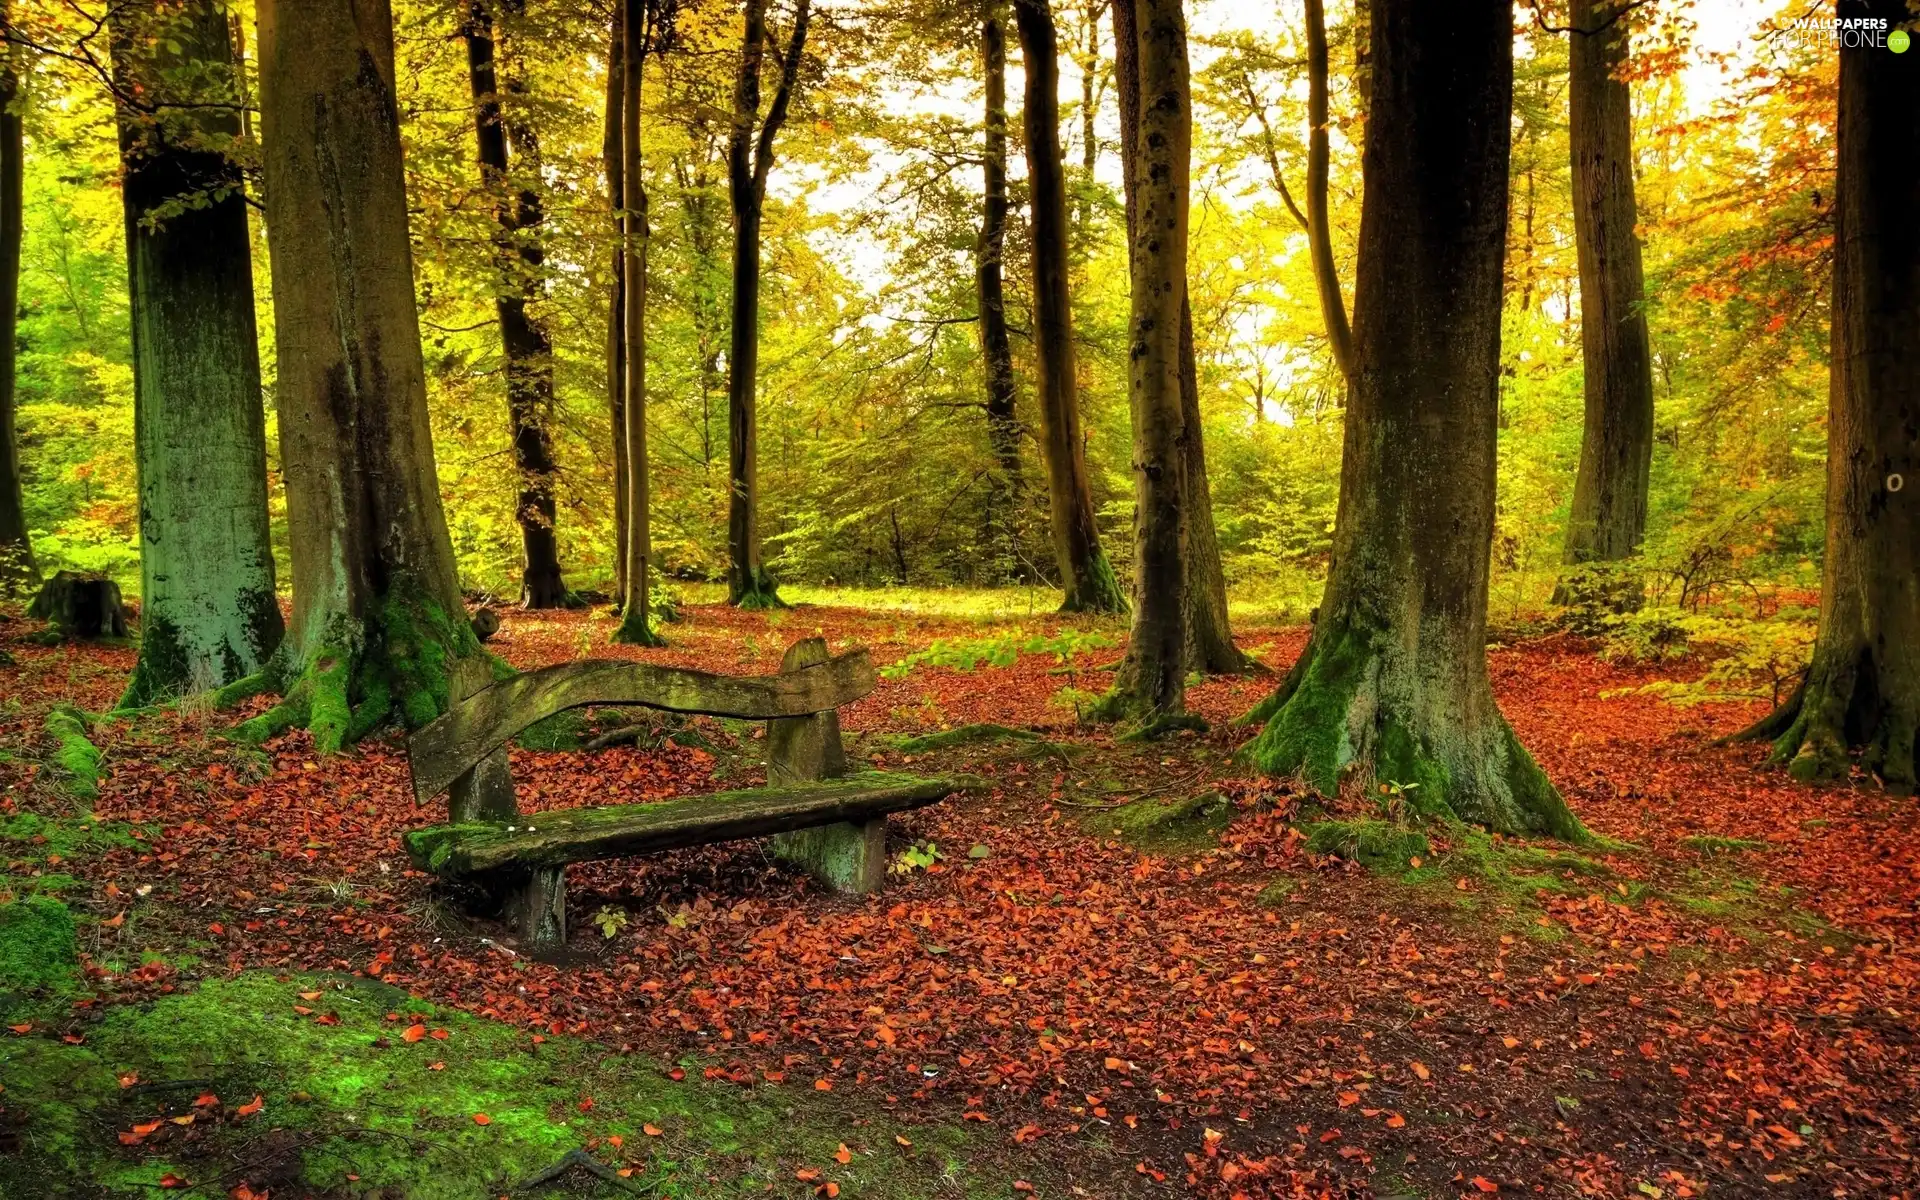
509, 1148, 649, 1196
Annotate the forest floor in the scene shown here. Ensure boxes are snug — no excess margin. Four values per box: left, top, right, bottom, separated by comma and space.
0, 593, 1913, 1199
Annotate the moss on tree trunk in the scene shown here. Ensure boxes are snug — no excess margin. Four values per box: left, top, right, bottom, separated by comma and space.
1237, 0, 1583, 842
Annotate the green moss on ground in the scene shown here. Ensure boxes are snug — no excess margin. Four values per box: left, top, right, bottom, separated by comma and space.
42, 706, 102, 800
0, 895, 78, 993
891, 724, 1040, 753
0, 810, 143, 863
1304, 820, 1431, 873
1085, 792, 1235, 852
0, 970, 1013, 1199
1678, 835, 1769, 856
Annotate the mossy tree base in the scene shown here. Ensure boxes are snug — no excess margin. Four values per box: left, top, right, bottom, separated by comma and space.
1238, 623, 1586, 841
728, 565, 787, 610
233, 588, 484, 754
1057, 548, 1128, 616
609, 607, 666, 646
1735, 658, 1917, 792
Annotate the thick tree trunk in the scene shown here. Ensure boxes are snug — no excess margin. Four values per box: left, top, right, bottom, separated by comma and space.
249, 0, 481, 752
1240, 0, 1582, 840
1557, 0, 1654, 599
1014, 0, 1124, 615
1112, 0, 1251, 675
0, 4, 36, 595
725, 0, 809, 609
976, 0, 1023, 579
612, 0, 662, 645
1738, 0, 1920, 790
110, 0, 283, 707
604, 8, 628, 602
1093, 0, 1195, 733
464, 1, 567, 609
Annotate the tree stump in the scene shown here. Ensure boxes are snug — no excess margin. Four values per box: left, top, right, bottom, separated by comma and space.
27, 572, 130, 639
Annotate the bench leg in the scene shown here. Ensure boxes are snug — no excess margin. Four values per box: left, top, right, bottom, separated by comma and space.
771, 817, 886, 894
505, 865, 567, 949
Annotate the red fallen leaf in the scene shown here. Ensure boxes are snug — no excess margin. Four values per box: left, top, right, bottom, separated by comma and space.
402, 1025, 426, 1043
208, 923, 223, 935
814, 1079, 832, 1092
1410, 1061, 1430, 1080
895, 1135, 913, 1147
668, 1068, 686, 1081
427, 1061, 445, 1071
234, 1095, 264, 1117
169, 1114, 195, 1126
795, 1168, 821, 1182
643, 1124, 663, 1136
577, 1097, 594, 1112
314, 1013, 339, 1026
1386, 1112, 1407, 1128
1319, 1128, 1341, 1143
1471, 1177, 1499, 1193
962, 1111, 988, 1122
1337, 1090, 1360, 1107
102, 911, 124, 928
117, 1072, 139, 1089
472, 1113, 492, 1125
7, 1023, 30, 1035
820, 1184, 840, 1198
429, 1028, 449, 1040
607, 1134, 624, 1148
1014, 1183, 1035, 1194
292, 1006, 313, 1016
1103, 1056, 1129, 1072
298, 991, 322, 1001
157, 1172, 186, 1188
61, 1034, 84, 1045
834, 1143, 852, 1164
193, 1092, 219, 1108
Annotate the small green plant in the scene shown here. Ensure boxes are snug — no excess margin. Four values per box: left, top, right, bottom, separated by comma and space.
1375, 779, 1419, 824
891, 840, 943, 874
1047, 685, 1101, 722
591, 906, 629, 938
1600, 604, 1815, 708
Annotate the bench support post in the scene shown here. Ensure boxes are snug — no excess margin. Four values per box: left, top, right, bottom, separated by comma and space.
767, 638, 886, 893
504, 865, 566, 948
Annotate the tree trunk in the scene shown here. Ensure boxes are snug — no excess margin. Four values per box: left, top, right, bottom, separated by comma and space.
110, 0, 283, 707
1014, 0, 1124, 615
612, 0, 662, 645
604, 6, 628, 601
250, 0, 481, 752
1240, 0, 1583, 840
1112, 0, 1252, 675
0, 2, 35, 595
464, 1, 568, 610
1737, 0, 1920, 790
725, 0, 809, 609
1557, 0, 1655, 601
1092, 0, 1195, 733
1304, 0, 1355, 385
976, 0, 1023, 581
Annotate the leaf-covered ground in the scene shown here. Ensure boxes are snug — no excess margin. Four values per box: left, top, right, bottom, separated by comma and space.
0, 597, 1913, 1198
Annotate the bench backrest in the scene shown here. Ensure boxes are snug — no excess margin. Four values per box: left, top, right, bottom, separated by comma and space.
407, 640, 876, 810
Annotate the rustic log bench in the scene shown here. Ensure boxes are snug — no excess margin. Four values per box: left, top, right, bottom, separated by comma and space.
401, 637, 959, 949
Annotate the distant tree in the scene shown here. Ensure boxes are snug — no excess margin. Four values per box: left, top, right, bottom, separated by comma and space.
605, 4, 629, 602
463, 0, 569, 610
725, 0, 810, 609
975, 0, 1022, 569
110, 0, 282, 706
1736, 0, 1919, 790
1093, 0, 1198, 732
246, 0, 482, 751
612, 0, 664, 645
0, 0, 34, 594
1013, 0, 1125, 614
1240, 0, 1584, 840
1557, 0, 1655, 601
1111, 0, 1252, 676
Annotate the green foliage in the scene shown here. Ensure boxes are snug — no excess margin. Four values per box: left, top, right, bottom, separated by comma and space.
880, 628, 1116, 680
42, 705, 102, 800
890, 840, 943, 874
1599, 604, 1816, 709
0, 895, 79, 996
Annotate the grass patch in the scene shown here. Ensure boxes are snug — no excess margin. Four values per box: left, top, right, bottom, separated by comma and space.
0, 970, 1016, 1198
890, 723, 1040, 754
0, 809, 144, 865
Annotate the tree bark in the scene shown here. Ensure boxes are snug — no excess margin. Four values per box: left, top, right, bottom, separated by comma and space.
1303, 0, 1354, 385
250, 0, 481, 752
1092, 0, 1195, 733
1111, 0, 1252, 676
110, 0, 283, 707
0, 1, 35, 595
1240, 0, 1582, 840
464, 0, 568, 610
1014, 0, 1124, 615
1736, 0, 1920, 790
612, 0, 662, 645
976, 0, 1023, 578
604, 6, 628, 602
725, 0, 809, 609
1557, 0, 1655, 598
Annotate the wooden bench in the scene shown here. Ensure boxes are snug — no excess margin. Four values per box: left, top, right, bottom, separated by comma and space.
401, 637, 960, 949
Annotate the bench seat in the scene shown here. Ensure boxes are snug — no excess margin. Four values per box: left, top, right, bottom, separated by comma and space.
404, 771, 958, 877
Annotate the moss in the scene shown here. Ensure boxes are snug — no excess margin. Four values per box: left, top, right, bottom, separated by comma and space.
1257, 877, 1299, 905
42, 706, 102, 801
1678, 835, 1769, 856
891, 723, 1039, 753
0, 811, 143, 862
1304, 820, 1431, 873
0, 896, 78, 992
0, 970, 1012, 1198
515, 708, 590, 751
1057, 547, 1128, 616
1086, 791, 1235, 852
731, 565, 788, 611
1238, 625, 1367, 791
610, 602, 667, 646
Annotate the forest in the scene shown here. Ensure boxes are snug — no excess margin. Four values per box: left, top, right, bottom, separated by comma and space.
0, 0, 1913, 1196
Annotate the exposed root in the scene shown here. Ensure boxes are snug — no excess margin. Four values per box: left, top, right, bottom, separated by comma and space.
609, 606, 666, 646
729, 565, 787, 610
509, 1147, 648, 1195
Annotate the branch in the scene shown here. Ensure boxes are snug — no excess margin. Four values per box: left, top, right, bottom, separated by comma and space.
1525, 0, 1651, 38
751, 0, 812, 193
